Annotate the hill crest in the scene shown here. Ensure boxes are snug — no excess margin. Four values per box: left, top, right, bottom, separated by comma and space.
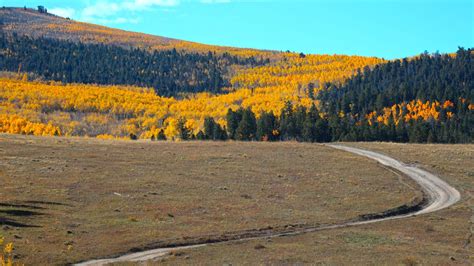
0, 7, 274, 57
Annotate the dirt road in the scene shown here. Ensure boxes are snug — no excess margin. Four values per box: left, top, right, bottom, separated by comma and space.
75, 144, 461, 265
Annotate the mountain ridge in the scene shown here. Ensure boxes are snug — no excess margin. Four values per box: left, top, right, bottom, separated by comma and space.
0, 7, 276, 58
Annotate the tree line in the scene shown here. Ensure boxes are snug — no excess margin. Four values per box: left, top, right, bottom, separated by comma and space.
1, 31, 471, 143
318, 48, 473, 115
148, 103, 331, 142
154, 48, 473, 143
0, 33, 269, 96
150, 99, 471, 143
315, 48, 473, 143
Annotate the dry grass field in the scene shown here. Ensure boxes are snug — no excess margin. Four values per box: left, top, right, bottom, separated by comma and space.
0, 134, 424, 265
159, 142, 473, 265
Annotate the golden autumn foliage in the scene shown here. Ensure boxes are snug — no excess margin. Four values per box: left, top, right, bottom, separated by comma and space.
0, 52, 383, 139
231, 53, 385, 91
0, 8, 390, 140
0, 114, 61, 136
366, 99, 457, 126
0, 237, 18, 266
42, 21, 274, 58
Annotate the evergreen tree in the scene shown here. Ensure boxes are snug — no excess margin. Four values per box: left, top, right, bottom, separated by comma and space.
157, 129, 167, 141
307, 82, 315, 100
317, 47, 473, 144
236, 108, 257, 141
213, 124, 228, 141
0, 34, 269, 97
302, 104, 318, 142
177, 117, 191, 140
395, 121, 409, 142
257, 111, 278, 141
196, 130, 206, 140
279, 101, 297, 140
294, 106, 307, 140
315, 118, 330, 142
204, 117, 217, 140
226, 108, 242, 140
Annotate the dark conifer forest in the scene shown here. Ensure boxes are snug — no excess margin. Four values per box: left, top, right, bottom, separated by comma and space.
318, 48, 473, 114
0, 34, 269, 96
317, 48, 473, 143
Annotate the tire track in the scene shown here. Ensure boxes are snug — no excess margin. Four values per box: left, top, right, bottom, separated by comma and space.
75, 144, 461, 265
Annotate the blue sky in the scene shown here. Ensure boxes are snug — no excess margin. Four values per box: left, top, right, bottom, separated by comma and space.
3, 0, 473, 59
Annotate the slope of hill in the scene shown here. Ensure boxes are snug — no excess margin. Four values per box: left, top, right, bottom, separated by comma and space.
0, 34, 269, 96
318, 48, 473, 143
3, 6, 470, 143
0, 6, 387, 141
0, 48, 376, 140
0, 7, 274, 58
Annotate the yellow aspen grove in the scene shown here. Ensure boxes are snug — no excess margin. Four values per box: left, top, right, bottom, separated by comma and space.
0, 51, 383, 140
365, 100, 459, 126
0, 237, 16, 266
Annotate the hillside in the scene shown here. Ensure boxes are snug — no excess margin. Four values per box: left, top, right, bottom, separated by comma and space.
1, 8, 383, 97
0, 6, 386, 142
318, 48, 473, 143
1, 46, 470, 143
0, 49, 376, 140
1, 7, 471, 143
0, 34, 269, 96
0, 7, 274, 58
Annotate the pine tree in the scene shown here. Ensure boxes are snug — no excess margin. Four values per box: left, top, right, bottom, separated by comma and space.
302, 104, 318, 142
204, 117, 217, 140
177, 117, 190, 141
236, 108, 257, 141
307, 82, 315, 100
395, 121, 409, 142
157, 129, 167, 141
196, 130, 206, 140
315, 118, 330, 142
279, 101, 296, 140
257, 111, 277, 141
213, 124, 228, 141
294, 106, 307, 141
226, 108, 242, 140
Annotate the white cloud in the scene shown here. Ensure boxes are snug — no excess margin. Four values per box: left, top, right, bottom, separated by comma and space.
82, 2, 121, 18
49, 7, 76, 18
89, 17, 140, 24
132, 0, 180, 8
78, 0, 180, 23
200, 0, 230, 3
52, 0, 231, 25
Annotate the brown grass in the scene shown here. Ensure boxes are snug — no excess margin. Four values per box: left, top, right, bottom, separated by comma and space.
159, 142, 473, 265
0, 135, 419, 264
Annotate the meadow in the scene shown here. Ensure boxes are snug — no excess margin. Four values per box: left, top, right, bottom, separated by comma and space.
0, 134, 421, 264
164, 142, 473, 265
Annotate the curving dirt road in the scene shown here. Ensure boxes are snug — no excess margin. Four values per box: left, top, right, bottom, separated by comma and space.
76, 144, 461, 266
